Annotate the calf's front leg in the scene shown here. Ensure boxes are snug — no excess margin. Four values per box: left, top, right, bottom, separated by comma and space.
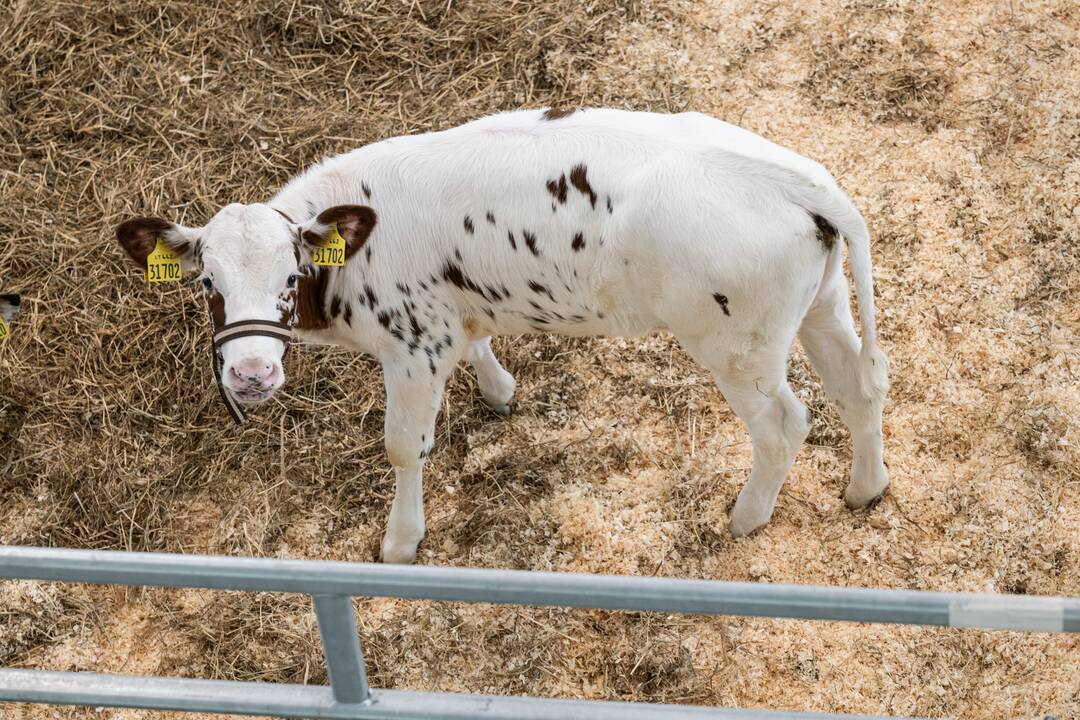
378, 347, 459, 564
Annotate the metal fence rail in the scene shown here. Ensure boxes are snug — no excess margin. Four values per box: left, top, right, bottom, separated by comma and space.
0, 545, 1076, 719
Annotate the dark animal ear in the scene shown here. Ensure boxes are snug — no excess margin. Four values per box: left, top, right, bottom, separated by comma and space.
0, 293, 20, 324
116, 217, 202, 271
300, 205, 377, 260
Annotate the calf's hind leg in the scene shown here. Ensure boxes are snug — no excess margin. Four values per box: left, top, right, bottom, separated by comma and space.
798, 260, 889, 508
680, 334, 810, 537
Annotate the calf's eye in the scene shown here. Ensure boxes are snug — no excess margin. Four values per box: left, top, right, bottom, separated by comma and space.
201, 277, 214, 292
286, 274, 298, 288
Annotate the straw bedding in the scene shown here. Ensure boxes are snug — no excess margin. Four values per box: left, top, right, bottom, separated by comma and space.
0, 0, 1077, 718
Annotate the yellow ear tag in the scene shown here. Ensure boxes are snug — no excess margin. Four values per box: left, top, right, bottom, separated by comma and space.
0, 316, 9, 341
146, 237, 183, 283
311, 225, 346, 267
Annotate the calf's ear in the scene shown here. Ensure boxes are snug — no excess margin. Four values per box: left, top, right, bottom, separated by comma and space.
116, 217, 202, 272
299, 205, 377, 261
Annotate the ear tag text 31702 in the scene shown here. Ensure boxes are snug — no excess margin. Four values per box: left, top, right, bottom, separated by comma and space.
146, 237, 183, 283
311, 225, 346, 267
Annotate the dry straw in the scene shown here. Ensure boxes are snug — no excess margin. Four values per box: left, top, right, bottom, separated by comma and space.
0, 1, 1077, 718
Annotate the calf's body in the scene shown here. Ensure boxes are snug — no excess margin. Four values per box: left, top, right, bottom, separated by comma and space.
118, 108, 890, 563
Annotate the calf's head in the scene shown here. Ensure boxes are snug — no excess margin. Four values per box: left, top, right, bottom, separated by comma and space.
0, 293, 20, 326
117, 203, 375, 404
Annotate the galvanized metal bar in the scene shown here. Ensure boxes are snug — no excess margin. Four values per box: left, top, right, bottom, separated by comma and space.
0, 669, 919, 719
0, 545, 1074, 633
312, 594, 370, 705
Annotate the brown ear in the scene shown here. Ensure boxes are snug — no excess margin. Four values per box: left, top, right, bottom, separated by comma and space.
301, 205, 377, 260
116, 217, 201, 270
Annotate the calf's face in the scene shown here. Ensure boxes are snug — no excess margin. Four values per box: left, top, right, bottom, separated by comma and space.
0, 293, 20, 326
117, 202, 375, 405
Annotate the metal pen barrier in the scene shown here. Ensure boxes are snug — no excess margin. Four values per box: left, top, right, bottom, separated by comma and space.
0, 545, 1075, 719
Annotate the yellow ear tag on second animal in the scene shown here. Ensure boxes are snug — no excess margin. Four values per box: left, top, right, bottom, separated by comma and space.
0, 316, 9, 341
311, 225, 346, 267
146, 237, 183, 283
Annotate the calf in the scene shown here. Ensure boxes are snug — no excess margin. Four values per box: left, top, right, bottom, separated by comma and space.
117, 108, 890, 563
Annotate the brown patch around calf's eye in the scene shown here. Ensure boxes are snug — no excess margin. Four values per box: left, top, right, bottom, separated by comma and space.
541, 107, 577, 121
569, 164, 597, 208
207, 291, 226, 328
295, 269, 331, 330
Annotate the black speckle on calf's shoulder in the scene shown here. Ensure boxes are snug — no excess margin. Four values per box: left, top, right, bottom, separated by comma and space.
569, 164, 597, 208
546, 175, 568, 205
523, 230, 540, 256
713, 293, 731, 316
464, 216, 475, 234
572, 232, 585, 251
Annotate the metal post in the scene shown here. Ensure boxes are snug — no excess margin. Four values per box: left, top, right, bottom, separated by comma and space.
312, 594, 370, 705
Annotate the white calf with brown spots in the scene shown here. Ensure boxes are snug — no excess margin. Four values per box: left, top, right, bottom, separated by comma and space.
116, 108, 890, 563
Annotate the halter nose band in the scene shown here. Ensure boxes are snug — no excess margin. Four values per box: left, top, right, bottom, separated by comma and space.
208, 312, 294, 425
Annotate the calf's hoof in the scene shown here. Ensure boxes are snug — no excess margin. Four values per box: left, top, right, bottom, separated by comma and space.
380, 537, 421, 564
728, 498, 772, 538
844, 465, 890, 509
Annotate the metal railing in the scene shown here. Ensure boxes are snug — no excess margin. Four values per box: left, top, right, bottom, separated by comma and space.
0, 545, 1075, 719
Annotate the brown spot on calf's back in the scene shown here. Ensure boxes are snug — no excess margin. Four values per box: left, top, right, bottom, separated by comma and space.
546, 175, 568, 204
812, 213, 837, 252
572, 232, 585, 251
569, 164, 597, 208
541, 107, 576, 121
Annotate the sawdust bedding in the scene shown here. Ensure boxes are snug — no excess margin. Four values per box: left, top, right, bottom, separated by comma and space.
0, 1, 1077, 718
